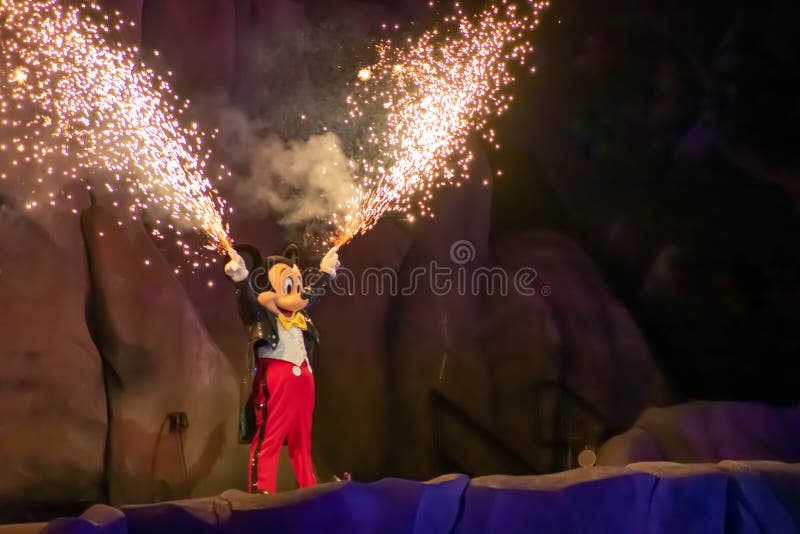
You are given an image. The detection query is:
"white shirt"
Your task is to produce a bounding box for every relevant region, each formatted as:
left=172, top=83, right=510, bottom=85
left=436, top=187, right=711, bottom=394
left=257, top=324, right=310, bottom=370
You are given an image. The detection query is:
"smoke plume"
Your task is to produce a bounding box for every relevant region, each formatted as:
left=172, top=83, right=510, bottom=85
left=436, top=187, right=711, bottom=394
left=235, top=131, right=355, bottom=228
left=203, top=0, right=409, bottom=238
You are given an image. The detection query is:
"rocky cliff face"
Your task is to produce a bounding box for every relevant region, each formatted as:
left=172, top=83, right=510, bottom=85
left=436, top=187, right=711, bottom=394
left=0, top=0, right=671, bottom=519
left=513, top=0, right=800, bottom=401
left=0, top=196, right=107, bottom=508
left=81, top=205, right=242, bottom=505
left=598, top=402, right=800, bottom=465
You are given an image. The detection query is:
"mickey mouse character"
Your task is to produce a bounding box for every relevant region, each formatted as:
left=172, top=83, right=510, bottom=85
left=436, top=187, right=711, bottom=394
left=224, top=243, right=340, bottom=494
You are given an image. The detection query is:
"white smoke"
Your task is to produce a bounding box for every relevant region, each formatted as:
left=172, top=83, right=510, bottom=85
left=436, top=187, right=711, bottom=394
left=234, top=131, right=355, bottom=227
left=205, top=0, right=409, bottom=234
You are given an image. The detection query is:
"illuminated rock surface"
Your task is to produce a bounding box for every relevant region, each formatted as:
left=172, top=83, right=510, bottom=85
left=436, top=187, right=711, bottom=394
left=598, top=402, right=800, bottom=466
left=0, top=199, right=107, bottom=509
left=81, top=205, right=242, bottom=505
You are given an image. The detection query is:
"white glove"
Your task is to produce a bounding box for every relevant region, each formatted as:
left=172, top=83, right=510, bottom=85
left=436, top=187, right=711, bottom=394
left=224, top=249, right=249, bottom=282
left=319, top=246, right=340, bottom=277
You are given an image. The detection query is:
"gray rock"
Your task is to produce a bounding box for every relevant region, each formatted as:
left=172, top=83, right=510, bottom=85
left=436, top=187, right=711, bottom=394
left=0, top=200, right=107, bottom=505
left=141, top=0, right=236, bottom=94
left=599, top=401, right=800, bottom=465
left=81, top=205, right=241, bottom=504
left=484, top=230, right=667, bottom=472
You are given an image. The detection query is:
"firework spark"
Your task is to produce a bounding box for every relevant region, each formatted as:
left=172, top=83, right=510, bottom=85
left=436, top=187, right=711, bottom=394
left=330, top=0, right=549, bottom=246
left=0, top=0, right=233, bottom=264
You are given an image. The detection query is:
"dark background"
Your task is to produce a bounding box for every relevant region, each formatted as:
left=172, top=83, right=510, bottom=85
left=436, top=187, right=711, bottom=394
left=487, top=0, right=800, bottom=402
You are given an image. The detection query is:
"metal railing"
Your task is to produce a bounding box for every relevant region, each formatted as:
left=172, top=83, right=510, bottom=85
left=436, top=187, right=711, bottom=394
left=431, top=381, right=615, bottom=475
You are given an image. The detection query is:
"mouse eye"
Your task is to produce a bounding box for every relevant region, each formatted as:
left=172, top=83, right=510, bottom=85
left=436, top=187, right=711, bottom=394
left=295, top=276, right=302, bottom=293
left=283, top=277, right=293, bottom=295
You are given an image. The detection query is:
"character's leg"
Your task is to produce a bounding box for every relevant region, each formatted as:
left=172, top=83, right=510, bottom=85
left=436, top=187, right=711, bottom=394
left=254, top=359, right=295, bottom=493
left=248, top=362, right=268, bottom=493
left=286, top=361, right=317, bottom=488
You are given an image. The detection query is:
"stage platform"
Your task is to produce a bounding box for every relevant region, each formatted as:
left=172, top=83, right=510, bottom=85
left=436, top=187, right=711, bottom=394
left=7, top=461, right=799, bottom=533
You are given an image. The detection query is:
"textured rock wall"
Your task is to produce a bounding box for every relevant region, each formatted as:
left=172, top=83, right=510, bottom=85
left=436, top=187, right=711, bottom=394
left=141, top=0, right=236, bottom=95
left=0, top=195, right=107, bottom=506
left=81, top=206, right=242, bottom=505
left=484, top=230, right=666, bottom=472
left=598, top=402, right=800, bottom=465
left=0, top=0, right=673, bottom=518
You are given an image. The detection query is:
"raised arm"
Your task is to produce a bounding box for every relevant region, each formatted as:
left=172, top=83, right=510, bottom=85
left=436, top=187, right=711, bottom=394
left=224, top=248, right=250, bottom=283
left=319, top=246, right=340, bottom=277
left=301, top=246, right=340, bottom=302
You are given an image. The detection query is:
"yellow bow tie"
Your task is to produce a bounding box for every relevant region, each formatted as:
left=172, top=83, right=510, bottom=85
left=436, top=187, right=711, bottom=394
left=277, top=312, right=308, bottom=331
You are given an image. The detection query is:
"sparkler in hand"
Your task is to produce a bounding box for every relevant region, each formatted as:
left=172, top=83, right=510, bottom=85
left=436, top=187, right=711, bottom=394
left=1, top=0, right=550, bottom=268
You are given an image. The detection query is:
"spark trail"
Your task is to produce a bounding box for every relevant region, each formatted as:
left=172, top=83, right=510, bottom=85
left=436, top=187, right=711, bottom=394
left=0, top=0, right=233, bottom=264
left=330, top=0, right=550, bottom=246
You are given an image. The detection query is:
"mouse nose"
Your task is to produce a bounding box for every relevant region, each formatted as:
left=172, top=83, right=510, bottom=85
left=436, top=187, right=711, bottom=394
left=283, top=292, right=309, bottom=311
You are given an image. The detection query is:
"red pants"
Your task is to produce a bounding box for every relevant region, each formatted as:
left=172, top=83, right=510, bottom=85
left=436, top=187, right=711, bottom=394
left=248, top=358, right=316, bottom=493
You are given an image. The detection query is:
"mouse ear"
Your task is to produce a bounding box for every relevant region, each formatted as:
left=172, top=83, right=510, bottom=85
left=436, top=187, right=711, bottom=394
left=233, top=244, right=262, bottom=272
left=283, top=244, right=300, bottom=266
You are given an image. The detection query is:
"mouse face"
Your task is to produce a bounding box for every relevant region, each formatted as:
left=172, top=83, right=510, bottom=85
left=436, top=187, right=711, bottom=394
left=256, top=247, right=309, bottom=319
